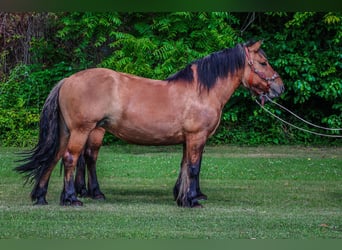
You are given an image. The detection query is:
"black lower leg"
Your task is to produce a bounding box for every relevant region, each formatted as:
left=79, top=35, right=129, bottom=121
left=31, top=181, right=49, bottom=205
left=61, top=151, right=83, bottom=206
left=87, top=169, right=105, bottom=200
left=85, top=152, right=105, bottom=200
left=174, top=163, right=206, bottom=208
left=186, top=164, right=202, bottom=207
left=173, top=144, right=185, bottom=204
left=74, top=154, right=88, bottom=197
left=60, top=175, right=83, bottom=206
left=173, top=172, right=181, bottom=202
left=194, top=159, right=207, bottom=201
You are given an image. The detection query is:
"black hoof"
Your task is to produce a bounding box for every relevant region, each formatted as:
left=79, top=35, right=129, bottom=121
left=196, top=192, right=207, bottom=201
left=191, top=201, right=204, bottom=208
left=33, top=197, right=48, bottom=205
left=175, top=197, right=203, bottom=208
left=60, top=199, right=83, bottom=206
left=77, top=188, right=88, bottom=198
left=88, top=189, right=106, bottom=200
left=60, top=191, right=83, bottom=206
left=71, top=200, right=83, bottom=206
left=87, top=191, right=105, bottom=201
left=92, top=193, right=105, bottom=200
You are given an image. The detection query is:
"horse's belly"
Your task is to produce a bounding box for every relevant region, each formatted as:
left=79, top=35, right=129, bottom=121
left=108, top=122, right=184, bottom=146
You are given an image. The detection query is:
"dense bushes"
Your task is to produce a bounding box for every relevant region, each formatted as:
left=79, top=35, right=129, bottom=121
left=0, top=12, right=341, bottom=146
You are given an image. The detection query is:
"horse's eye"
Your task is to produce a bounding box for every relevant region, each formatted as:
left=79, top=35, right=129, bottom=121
left=260, top=61, right=267, bottom=66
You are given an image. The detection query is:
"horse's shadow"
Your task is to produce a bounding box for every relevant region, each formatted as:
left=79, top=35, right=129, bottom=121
left=89, top=186, right=264, bottom=207
left=94, top=187, right=173, bottom=206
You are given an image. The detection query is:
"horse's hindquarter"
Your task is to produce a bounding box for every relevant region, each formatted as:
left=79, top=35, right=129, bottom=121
left=59, top=69, right=120, bottom=130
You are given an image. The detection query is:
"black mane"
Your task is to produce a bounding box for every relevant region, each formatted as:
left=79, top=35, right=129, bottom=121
left=166, top=43, right=245, bottom=90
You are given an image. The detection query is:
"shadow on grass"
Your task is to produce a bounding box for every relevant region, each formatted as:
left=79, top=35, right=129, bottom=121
left=329, top=192, right=342, bottom=201
left=100, top=187, right=174, bottom=205
left=95, top=185, right=264, bottom=208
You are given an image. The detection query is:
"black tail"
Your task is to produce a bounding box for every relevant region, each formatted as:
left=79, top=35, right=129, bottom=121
left=15, top=80, right=65, bottom=188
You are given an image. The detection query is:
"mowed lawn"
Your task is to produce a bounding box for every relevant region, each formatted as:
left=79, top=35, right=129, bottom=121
left=0, top=145, right=341, bottom=239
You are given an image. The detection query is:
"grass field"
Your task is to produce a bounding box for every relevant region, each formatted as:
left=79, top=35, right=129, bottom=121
left=0, top=145, right=341, bottom=239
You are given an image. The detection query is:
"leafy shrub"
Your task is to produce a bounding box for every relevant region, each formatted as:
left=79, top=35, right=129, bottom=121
left=0, top=62, right=75, bottom=146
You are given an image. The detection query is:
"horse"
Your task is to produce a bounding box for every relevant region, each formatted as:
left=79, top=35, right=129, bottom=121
left=15, top=40, right=284, bottom=208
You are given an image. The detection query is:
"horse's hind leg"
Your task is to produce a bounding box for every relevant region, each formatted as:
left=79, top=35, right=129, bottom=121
left=60, top=130, right=90, bottom=206
left=74, top=150, right=87, bottom=197
left=31, top=129, right=69, bottom=205
left=31, top=157, right=60, bottom=205
left=75, top=127, right=105, bottom=200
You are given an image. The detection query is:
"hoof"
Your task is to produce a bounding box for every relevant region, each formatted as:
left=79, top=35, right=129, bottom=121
left=60, top=191, right=84, bottom=206
left=196, top=193, right=207, bottom=201
left=77, top=188, right=88, bottom=198
left=176, top=197, right=203, bottom=208
left=173, top=186, right=207, bottom=201
left=33, top=197, right=48, bottom=205
left=87, top=189, right=106, bottom=200
left=92, top=193, right=105, bottom=201
left=60, top=199, right=83, bottom=206
left=191, top=201, right=204, bottom=208
left=71, top=200, right=83, bottom=206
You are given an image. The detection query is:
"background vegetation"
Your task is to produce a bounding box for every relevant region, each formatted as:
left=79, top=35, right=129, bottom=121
left=0, top=12, right=341, bottom=146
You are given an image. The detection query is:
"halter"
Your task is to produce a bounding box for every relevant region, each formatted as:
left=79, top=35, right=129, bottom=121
left=244, top=46, right=280, bottom=87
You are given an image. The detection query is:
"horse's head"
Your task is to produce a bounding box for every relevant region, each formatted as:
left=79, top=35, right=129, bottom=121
left=242, top=40, right=284, bottom=104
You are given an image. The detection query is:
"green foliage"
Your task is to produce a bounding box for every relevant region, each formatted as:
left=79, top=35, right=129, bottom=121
left=100, top=12, right=241, bottom=79
left=55, top=12, right=122, bottom=68
left=0, top=12, right=341, bottom=146
left=0, top=62, right=75, bottom=146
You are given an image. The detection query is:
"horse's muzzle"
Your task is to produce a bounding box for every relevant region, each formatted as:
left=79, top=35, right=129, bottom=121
left=260, top=80, right=284, bottom=105
left=269, top=79, right=285, bottom=97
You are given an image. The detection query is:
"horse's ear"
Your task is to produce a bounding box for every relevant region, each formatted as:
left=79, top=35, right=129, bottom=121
left=248, top=40, right=263, bottom=52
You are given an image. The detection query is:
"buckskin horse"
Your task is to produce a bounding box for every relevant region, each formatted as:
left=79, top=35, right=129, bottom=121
left=15, top=40, right=284, bottom=207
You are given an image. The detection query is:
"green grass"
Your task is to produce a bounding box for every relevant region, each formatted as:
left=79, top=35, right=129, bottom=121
left=0, top=145, right=342, bottom=239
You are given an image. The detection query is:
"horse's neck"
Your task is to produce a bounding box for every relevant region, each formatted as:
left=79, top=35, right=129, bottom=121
left=209, top=70, right=243, bottom=108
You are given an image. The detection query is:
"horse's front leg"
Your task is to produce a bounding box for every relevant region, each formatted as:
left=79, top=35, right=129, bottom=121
left=174, top=134, right=207, bottom=208
left=174, top=144, right=207, bottom=206
left=194, top=156, right=207, bottom=201
left=173, top=144, right=186, bottom=205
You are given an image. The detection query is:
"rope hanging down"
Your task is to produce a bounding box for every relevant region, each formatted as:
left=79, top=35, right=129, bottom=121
left=255, top=97, right=342, bottom=138
left=240, top=12, right=255, bottom=37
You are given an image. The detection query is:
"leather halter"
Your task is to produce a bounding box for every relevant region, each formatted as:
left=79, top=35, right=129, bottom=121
left=244, top=46, right=280, bottom=87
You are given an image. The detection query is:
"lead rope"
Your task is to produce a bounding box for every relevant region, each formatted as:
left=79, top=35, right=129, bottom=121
left=263, top=95, right=342, bottom=131
left=255, top=97, right=342, bottom=138
left=240, top=12, right=255, bottom=37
